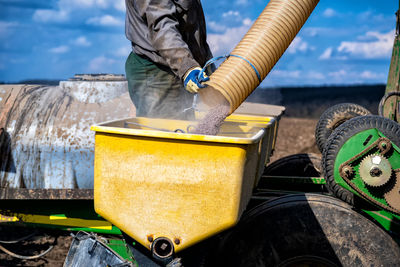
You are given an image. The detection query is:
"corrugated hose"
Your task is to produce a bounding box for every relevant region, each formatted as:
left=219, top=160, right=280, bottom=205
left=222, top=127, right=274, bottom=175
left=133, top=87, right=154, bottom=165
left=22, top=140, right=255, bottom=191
left=199, top=0, right=320, bottom=114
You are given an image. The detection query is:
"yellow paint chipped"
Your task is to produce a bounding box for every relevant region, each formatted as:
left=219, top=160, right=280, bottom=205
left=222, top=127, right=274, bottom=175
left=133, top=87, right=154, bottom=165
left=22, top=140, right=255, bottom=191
left=0, top=214, right=19, bottom=222
left=5, top=213, right=112, bottom=230
left=49, top=214, right=67, bottom=220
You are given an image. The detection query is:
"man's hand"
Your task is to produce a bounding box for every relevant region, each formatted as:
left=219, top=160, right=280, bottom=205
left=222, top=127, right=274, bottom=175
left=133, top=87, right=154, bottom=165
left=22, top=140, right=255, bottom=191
left=183, top=67, right=209, bottom=93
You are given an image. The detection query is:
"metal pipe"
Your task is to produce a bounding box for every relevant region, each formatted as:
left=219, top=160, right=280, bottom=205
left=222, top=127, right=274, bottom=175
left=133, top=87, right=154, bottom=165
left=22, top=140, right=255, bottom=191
left=151, top=237, right=174, bottom=260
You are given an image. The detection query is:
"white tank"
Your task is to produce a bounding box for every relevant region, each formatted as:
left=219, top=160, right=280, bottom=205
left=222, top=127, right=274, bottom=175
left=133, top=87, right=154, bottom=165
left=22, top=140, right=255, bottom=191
left=0, top=75, right=135, bottom=189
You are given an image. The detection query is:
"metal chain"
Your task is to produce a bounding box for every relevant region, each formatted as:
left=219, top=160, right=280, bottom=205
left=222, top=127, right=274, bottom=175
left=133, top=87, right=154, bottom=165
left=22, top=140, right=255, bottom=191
left=337, top=137, right=400, bottom=215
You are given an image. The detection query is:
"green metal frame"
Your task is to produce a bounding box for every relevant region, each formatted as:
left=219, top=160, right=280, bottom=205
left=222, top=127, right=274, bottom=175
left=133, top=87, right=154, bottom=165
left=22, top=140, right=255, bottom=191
left=105, top=238, right=135, bottom=262
left=0, top=199, right=137, bottom=262
left=0, top=200, right=121, bottom=235
left=333, top=129, right=400, bottom=233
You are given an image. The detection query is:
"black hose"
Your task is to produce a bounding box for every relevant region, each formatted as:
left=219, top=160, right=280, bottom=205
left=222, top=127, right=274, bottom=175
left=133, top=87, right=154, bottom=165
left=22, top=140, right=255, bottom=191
left=0, top=243, right=54, bottom=260
left=0, top=233, right=57, bottom=260
left=0, top=232, right=36, bottom=244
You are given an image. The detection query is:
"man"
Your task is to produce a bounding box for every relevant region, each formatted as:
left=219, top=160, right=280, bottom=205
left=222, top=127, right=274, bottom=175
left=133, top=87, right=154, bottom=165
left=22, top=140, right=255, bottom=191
left=124, top=0, right=213, bottom=119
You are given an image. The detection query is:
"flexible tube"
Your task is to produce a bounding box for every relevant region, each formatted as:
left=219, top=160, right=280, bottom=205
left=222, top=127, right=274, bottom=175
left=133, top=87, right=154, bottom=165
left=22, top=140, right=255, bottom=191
left=201, top=0, right=319, bottom=113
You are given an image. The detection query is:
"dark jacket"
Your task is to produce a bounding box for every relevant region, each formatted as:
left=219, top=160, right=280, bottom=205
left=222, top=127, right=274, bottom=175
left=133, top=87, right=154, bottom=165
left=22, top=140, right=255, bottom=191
left=125, top=0, right=213, bottom=79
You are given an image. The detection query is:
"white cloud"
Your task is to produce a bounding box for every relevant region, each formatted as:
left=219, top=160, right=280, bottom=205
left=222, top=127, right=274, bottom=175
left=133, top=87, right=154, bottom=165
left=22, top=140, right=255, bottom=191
left=86, top=15, right=124, bottom=26
left=49, top=45, right=70, bottom=54
left=208, top=24, right=250, bottom=55
left=264, top=67, right=385, bottom=86
left=328, top=69, right=385, bottom=83
left=114, top=46, right=131, bottom=57
left=33, top=9, right=69, bottom=23
left=88, top=56, right=116, bottom=72
left=222, top=11, right=240, bottom=18
left=287, top=37, right=314, bottom=54
left=319, top=47, right=333, bottom=60
left=269, top=70, right=325, bottom=81
left=307, top=71, right=325, bottom=80
left=0, top=21, right=18, bottom=36
left=242, top=18, right=252, bottom=26
left=269, top=70, right=301, bottom=79
left=323, top=8, right=337, bottom=18
left=357, top=11, right=394, bottom=25
left=337, top=30, right=395, bottom=59
left=208, top=18, right=252, bottom=33
left=360, top=71, right=385, bottom=79
left=60, top=0, right=111, bottom=9
left=73, top=36, right=91, bottom=47
left=328, top=70, right=347, bottom=79
left=114, top=0, right=126, bottom=12
left=9, top=58, right=26, bottom=64
left=235, top=0, right=248, bottom=5
left=32, top=0, right=125, bottom=23
left=303, top=27, right=319, bottom=37
left=208, top=21, right=227, bottom=33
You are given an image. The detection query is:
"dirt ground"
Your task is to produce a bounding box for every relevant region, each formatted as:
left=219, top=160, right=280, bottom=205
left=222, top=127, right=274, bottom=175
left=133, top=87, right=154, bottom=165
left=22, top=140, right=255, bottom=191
left=270, top=117, right=320, bottom=162
left=0, top=117, right=320, bottom=267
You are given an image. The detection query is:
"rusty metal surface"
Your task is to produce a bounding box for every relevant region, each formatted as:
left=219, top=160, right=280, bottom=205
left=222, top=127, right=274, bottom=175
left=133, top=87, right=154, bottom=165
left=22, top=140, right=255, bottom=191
left=384, top=32, right=400, bottom=122
left=0, top=81, right=135, bottom=192
left=0, top=188, right=93, bottom=199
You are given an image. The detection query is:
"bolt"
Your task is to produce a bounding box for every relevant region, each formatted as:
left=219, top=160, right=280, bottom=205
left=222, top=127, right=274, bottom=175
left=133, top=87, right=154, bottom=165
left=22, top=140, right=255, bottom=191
left=342, top=166, right=353, bottom=178
left=372, top=156, right=382, bottom=165
left=370, top=167, right=382, bottom=177
left=148, top=236, right=154, bottom=242
left=174, top=238, right=181, bottom=245
left=160, top=243, right=168, bottom=251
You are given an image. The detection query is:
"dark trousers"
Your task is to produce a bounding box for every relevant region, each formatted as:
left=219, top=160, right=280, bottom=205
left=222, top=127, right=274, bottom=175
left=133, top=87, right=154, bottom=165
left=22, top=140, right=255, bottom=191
left=125, top=52, right=194, bottom=120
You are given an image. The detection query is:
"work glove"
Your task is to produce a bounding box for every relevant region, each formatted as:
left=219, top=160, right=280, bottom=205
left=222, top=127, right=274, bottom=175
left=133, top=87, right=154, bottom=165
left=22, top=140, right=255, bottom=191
left=183, top=67, right=209, bottom=94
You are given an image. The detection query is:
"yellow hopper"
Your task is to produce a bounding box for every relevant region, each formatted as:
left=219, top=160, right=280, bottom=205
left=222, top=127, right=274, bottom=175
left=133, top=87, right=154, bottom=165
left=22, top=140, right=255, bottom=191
left=91, top=107, right=280, bottom=253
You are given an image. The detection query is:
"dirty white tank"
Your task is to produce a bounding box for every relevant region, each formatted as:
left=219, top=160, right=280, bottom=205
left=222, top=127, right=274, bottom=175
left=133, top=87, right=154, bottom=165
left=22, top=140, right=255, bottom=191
left=0, top=74, right=135, bottom=189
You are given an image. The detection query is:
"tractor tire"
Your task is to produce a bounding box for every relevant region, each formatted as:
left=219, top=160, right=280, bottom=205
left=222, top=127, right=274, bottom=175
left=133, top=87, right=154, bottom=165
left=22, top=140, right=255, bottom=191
left=257, top=153, right=325, bottom=192
left=263, top=153, right=322, bottom=177
left=322, top=115, right=400, bottom=206
left=215, top=194, right=400, bottom=267
left=315, top=103, right=371, bottom=153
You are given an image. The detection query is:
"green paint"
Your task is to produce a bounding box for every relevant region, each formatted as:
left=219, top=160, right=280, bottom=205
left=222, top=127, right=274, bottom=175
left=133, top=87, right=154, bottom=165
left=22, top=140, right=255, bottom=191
left=0, top=222, right=122, bottom=235
left=0, top=199, right=121, bottom=235
left=362, top=209, right=400, bottom=236
left=311, top=177, right=326, bottom=184
left=333, top=128, right=400, bottom=233
left=106, top=239, right=135, bottom=262
left=262, top=176, right=326, bottom=185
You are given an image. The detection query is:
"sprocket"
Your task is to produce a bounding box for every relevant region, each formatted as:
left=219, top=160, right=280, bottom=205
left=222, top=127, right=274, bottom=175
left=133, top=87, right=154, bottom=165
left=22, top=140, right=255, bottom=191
left=384, top=171, right=400, bottom=212
left=359, top=154, right=392, bottom=187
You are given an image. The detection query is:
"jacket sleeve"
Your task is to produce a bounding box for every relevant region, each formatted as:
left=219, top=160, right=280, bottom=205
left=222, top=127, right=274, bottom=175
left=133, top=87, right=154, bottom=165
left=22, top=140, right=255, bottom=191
left=135, top=0, right=200, bottom=80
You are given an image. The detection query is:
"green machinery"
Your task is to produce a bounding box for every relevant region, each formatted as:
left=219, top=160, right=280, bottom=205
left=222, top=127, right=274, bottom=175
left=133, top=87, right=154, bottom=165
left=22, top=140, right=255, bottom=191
left=1, top=5, right=400, bottom=267
left=315, top=10, right=400, bottom=235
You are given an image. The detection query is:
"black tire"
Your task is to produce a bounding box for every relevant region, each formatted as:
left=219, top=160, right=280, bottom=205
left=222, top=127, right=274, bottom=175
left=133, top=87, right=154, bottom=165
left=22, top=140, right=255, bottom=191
left=322, top=115, right=400, bottom=205
left=258, top=153, right=325, bottom=193
left=263, top=153, right=322, bottom=177
left=215, top=194, right=400, bottom=267
left=315, top=103, right=370, bottom=153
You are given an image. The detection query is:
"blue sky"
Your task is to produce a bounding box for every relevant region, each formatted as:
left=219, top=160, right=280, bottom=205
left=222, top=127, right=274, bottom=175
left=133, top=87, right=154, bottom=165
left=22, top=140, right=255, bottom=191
left=0, top=0, right=397, bottom=86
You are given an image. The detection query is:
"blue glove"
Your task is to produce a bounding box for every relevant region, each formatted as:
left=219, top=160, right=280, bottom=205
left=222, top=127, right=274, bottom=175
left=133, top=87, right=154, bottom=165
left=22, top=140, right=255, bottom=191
left=183, top=67, right=209, bottom=93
